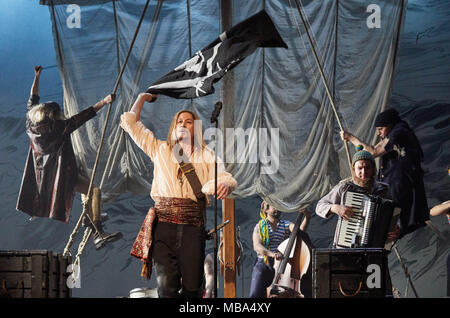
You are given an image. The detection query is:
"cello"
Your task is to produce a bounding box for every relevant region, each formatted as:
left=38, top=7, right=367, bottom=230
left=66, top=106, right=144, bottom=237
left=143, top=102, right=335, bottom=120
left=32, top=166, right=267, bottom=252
left=267, top=210, right=313, bottom=298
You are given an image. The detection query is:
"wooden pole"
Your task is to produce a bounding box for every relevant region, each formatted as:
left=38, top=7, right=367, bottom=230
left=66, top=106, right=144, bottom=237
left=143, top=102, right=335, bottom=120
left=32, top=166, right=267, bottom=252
left=220, top=0, right=237, bottom=298
left=222, top=198, right=236, bottom=298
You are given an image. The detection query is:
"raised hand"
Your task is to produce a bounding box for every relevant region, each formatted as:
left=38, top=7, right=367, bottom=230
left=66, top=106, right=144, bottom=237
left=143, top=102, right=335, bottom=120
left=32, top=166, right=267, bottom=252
left=102, top=93, right=116, bottom=105
left=340, top=130, right=352, bottom=142
left=34, top=65, right=43, bottom=76
left=139, top=93, right=157, bottom=103
left=93, top=93, right=116, bottom=112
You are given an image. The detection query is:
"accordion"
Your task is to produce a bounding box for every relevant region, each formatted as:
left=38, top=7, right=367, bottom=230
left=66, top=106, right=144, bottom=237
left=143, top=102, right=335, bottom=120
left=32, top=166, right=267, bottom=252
left=334, top=183, right=399, bottom=249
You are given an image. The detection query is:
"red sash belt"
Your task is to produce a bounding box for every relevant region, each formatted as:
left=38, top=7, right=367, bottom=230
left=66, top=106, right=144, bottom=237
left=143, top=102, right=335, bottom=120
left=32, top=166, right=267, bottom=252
left=130, top=197, right=205, bottom=279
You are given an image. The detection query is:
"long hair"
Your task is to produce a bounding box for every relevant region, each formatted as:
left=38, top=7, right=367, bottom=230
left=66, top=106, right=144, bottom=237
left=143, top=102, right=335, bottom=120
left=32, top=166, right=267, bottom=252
left=166, top=109, right=206, bottom=150
left=27, top=102, right=65, bottom=124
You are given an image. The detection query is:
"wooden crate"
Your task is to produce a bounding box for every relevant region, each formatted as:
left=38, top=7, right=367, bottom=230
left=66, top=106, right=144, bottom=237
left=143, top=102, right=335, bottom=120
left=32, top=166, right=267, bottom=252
left=0, top=250, right=72, bottom=298
left=312, top=248, right=389, bottom=298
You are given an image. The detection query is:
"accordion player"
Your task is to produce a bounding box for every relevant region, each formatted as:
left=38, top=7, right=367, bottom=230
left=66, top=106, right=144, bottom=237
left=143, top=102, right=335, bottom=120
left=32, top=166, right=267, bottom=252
left=333, top=182, right=399, bottom=249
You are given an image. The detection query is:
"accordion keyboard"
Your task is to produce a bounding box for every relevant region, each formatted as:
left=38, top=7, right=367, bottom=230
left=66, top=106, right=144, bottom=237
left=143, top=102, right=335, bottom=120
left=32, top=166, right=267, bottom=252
left=336, top=191, right=366, bottom=248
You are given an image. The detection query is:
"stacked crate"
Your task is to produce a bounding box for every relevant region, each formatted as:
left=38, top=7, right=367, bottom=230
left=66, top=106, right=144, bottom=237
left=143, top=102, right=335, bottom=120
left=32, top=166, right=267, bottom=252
left=0, top=250, right=72, bottom=298
left=312, top=248, right=389, bottom=298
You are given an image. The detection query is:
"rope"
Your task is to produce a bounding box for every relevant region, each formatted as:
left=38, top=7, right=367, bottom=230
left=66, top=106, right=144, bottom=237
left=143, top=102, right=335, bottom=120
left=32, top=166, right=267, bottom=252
left=392, top=244, right=420, bottom=298
left=186, top=0, right=195, bottom=111
left=99, top=0, right=163, bottom=189
left=112, top=0, right=123, bottom=98
left=69, top=226, right=92, bottom=287
left=292, top=0, right=353, bottom=171
left=63, top=0, right=152, bottom=257
left=371, top=0, right=406, bottom=146
left=186, top=0, right=192, bottom=57
left=288, top=0, right=318, bottom=85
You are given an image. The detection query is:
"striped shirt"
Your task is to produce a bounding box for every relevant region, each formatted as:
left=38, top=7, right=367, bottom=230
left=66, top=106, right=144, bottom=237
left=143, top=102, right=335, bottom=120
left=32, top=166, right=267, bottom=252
left=268, top=220, right=291, bottom=252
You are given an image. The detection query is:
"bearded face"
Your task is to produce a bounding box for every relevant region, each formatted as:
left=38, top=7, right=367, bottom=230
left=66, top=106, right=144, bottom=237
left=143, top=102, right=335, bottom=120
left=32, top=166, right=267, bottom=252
left=353, top=159, right=376, bottom=190
left=353, top=174, right=374, bottom=190
left=265, top=205, right=282, bottom=219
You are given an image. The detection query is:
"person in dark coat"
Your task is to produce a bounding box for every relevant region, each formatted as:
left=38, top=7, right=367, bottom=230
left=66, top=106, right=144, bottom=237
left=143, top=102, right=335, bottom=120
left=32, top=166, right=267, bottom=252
left=340, top=108, right=429, bottom=238
left=16, top=65, right=122, bottom=250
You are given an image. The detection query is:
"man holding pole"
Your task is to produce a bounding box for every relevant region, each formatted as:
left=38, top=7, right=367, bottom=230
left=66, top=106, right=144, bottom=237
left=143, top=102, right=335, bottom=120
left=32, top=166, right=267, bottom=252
left=340, top=108, right=429, bottom=238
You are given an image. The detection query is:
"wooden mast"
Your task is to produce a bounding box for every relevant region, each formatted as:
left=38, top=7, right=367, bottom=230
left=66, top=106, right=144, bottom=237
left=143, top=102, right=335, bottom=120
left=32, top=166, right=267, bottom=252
left=222, top=199, right=236, bottom=297
left=220, top=0, right=237, bottom=298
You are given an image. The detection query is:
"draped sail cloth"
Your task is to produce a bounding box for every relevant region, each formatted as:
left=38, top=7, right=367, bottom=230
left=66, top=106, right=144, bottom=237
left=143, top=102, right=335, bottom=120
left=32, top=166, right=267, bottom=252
left=44, top=0, right=407, bottom=212
left=147, top=10, right=288, bottom=99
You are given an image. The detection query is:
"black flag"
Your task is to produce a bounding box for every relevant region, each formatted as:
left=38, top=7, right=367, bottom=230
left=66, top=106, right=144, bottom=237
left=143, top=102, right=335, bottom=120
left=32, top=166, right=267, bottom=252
left=147, top=10, right=288, bottom=99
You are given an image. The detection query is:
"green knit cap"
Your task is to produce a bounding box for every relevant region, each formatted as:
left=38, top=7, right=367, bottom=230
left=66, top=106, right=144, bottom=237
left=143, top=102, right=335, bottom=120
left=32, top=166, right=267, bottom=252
left=352, top=145, right=375, bottom=166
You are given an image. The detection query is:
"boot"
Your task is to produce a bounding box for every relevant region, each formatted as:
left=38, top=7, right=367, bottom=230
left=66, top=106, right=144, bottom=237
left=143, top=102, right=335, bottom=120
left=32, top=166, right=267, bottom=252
left=89, top=188, right=123, bottom=250
left=92, top=221, right=123, bottom=250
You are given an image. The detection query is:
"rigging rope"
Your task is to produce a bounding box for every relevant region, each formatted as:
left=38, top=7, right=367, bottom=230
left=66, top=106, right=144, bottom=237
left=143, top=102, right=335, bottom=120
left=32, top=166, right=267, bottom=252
left=288, top=0, right=318, bottom=86
left=392, top=244, right=420, bottom=298
left=99, top=0, right=163, bottom=189
left=186, top=0, right=195, bottom=111
left=63, top=0, right=153, bottom=257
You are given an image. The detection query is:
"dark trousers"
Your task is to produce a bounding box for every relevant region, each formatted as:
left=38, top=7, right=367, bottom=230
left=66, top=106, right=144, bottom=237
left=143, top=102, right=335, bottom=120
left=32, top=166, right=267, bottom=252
left=249, top=257, right=275, bottom=298
left=152, top=222, right=205, bottom=298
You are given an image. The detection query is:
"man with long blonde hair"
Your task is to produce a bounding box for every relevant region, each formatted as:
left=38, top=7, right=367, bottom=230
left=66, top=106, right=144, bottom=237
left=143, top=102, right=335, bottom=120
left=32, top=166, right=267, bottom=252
left=121, top=93, right=237, bottom=298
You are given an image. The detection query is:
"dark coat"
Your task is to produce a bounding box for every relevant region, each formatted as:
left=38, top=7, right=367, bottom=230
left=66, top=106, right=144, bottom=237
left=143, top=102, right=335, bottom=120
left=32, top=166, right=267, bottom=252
left=378, top=120, right=429, bottom=237
left=16, top=94, right=97, bottom=223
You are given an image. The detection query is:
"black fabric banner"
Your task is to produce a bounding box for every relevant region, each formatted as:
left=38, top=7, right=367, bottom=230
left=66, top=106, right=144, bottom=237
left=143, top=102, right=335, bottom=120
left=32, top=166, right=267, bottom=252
left=147, top=10, right=288, bottom=99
